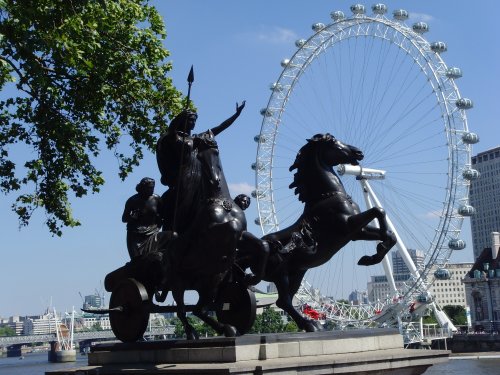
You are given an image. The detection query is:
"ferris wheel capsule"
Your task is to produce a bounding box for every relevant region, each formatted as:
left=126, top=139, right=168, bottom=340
left=251, top=190, right=265, bottom=198
left=350, top=4, right=366, bottom=15
left=270, top=82, right=284, bottom=92
left=446, top=67, right=463, bottom=79
left=251, top=162, right=265, bottom=171
left=458, top=204, right=475, bottom=216
left=372, top=4, right=388, bottom=15
left=417, top=293, right=432, bottom=303
left=456, top=98, right=473, bottom=109
left=449, top=238, right=466, bottom=250
left=254, top=135, right=267, bottom=143
left=281, top=59, right=290, bottom=67
left=434, top=268, right=452, bottom=280
left=312, top=23, right=326, bottom=32
left=413, top=22, right=429, bottom=33
left=330, top=11, right=345, bottom=21
left=393, top=9, right=409, bottom=21
left=462, top=168, right=480, bottom=180
left=260, top=108, right=274, bottom=117
left=462, top=132, right=479, bottom=144
left=295, top=39, right=307, bottom=48
left=430, top=42, right=447, bottom=53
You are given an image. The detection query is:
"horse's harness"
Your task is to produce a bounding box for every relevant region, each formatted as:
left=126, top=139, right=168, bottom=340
left=207, top=197, right=233, bottom=212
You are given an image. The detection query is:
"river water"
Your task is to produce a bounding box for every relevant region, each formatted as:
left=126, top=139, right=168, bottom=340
left=1, top=351, right=499, bottom=374
left=0, top=352, right=87, bottom=374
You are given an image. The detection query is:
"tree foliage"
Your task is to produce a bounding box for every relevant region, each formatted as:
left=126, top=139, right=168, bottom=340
left=0, top=325, right=16, bottom=336
left=171, top=316, right=217, bottom=338
left=442, top=305, right=467, bottom=326
left=0, top=0, right=185, bottom=235
left=249, top=307, right=298, bottom=334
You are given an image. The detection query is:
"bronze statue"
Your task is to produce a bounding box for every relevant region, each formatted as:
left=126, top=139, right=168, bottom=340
left=121, top=177, right=163, bottom=259
left=232, top=194, right=270, bottom=285
left=103, top=67, right=396, bottom=343
left=157, top=128, right=249, bottom=339
left=156, top=101, right=245, bottom=235
left=238, top=134, right=397, bottom=332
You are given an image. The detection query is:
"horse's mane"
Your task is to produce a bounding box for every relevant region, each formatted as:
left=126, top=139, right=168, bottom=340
left=289, top=133, right=335, bottom=203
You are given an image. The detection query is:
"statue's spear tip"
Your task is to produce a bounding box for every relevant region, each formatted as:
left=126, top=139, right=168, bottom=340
left=188, top=65, right=194, bottom=84
left=185, top=65, right=194, bottom=109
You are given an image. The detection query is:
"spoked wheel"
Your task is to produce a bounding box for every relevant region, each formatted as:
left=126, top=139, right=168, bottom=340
left=216, top=282, right=256, bottom=335
left=109, top=278, right=151, bottom=343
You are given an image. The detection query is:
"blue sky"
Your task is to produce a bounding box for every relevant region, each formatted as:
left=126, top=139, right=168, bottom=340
left=1, top=1, right=499, bottom=317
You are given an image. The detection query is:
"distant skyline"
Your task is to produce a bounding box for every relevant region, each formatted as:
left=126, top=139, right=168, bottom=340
left=1, top=1, right=499, bottom=317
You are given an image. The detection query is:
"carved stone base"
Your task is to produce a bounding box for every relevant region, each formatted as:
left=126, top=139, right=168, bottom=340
left=45, top=329, right=449, bottom=374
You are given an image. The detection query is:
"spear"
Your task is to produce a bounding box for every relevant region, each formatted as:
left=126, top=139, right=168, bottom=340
left=186, top=65, right=194, bottom=109
left=172, top=66, right=195, bottom=234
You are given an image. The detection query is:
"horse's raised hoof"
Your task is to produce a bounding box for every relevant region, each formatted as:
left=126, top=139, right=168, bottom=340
left=358, top=255, right=376, bottom=266
left=223, top=324, right=238, bottom=337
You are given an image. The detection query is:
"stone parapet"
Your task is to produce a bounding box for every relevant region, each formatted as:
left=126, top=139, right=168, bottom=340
left=46, top=329, right=450, bottom=374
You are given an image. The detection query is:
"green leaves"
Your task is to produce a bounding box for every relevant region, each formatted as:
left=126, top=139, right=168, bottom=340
left=0, top=0, right=185, bottom=235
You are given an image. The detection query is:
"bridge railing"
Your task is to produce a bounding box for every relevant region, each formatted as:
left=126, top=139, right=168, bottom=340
left=0, top=326, right=175, bottom=346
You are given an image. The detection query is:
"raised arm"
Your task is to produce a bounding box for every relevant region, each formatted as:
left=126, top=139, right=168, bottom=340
left=210, top=101, right=246, bottom=136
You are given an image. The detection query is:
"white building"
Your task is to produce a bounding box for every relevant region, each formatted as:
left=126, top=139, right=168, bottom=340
left=367, top=274, right=411, bottom=302
left=469, top=146, right=500, bottom=260
left=79, top=313, right=111, bottom=331
left=23, top=313, right=57, bottom=335
left=428, top=263, right=473, bottom=307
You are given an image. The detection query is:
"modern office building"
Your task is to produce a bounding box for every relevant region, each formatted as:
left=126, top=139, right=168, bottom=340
left=367, top=274, right=412, bottom=302
left=470, top=146, right=500, bottom=260
left=392, top=249, right=425, bottom=275
left=348, top=290, right=369, bottom=305
left=83, top=294, right=102, bottom=309
left=22, top=313, right=57, bottom=335
left=367, top=249, right=424, bottom=302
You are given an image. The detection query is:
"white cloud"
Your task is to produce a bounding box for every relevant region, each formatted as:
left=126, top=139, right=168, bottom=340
left=409, top=12, right=435, bottom=23
left=422, top=210, right=442, bottom=219
left=239, top=26, right=297, bottom=45
left=228, top=182, right=254, bottom=197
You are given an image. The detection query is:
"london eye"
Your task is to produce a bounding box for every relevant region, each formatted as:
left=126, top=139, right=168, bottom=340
left=254, top=4, right=479, bottom=341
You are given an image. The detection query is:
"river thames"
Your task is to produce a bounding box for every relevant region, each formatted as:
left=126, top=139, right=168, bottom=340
left=1, top=352, right=500, bottom=374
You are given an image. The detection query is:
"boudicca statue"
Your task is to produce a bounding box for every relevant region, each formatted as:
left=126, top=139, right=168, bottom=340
left=102, top=67, right=266, bottom=342
left=98, top=68, right=395, bottom=343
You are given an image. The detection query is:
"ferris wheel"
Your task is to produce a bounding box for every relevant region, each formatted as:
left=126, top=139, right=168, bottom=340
left=254, top=4, right=479, bottom=333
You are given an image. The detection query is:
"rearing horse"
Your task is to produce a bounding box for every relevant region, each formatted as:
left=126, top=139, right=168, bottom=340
left=243, top=133, right=396, bottom=332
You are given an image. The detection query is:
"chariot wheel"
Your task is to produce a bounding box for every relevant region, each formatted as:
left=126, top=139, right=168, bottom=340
left=254, top=4, right=477, bottom=333
left=216, top=282, right=256, bottom=334
left=109, top=278, right=151, bottom=343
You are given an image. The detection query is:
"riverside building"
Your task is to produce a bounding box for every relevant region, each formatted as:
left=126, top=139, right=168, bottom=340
left=469, top=146, right=500, bottom=260
left=428, top=263, right=473, bottom=307
left=463, top=232, right=500, bottom=332
left=367, top=249, right=424, bottom=302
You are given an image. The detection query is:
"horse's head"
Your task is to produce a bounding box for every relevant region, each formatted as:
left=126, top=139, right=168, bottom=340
left=316, top=133, right=364, bottom=167
left=289, top=134, right=364, bottom=202
left=196, top=133, right=227, bottom=195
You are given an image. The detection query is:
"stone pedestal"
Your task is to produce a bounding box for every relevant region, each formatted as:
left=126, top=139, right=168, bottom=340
left=45, top=329, right=449, bottom=374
